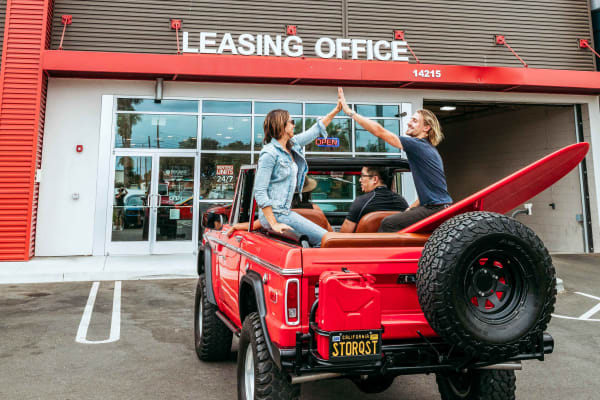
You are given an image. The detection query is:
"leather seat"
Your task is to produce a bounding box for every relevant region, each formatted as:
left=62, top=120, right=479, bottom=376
left=292, top=207, right=333, bottom=232
left=355, top=211, right=399, bottom=233
left=321, top=232, right=430, bottom=248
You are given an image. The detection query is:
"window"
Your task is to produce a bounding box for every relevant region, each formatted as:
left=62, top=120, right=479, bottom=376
left=115, top=97, right=409, bottom=210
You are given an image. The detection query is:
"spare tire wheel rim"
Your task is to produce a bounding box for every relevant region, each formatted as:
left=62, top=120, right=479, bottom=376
left=244, top=345, right=255, bottom=399
left=463, top=247, right=527, bottom=324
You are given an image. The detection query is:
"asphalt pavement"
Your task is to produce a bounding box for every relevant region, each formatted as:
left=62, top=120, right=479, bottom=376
left=0, top=254, right=599, bottom=399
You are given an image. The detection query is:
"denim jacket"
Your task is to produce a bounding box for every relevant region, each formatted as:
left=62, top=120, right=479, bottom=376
left=254, top=120, right=327, bottom=215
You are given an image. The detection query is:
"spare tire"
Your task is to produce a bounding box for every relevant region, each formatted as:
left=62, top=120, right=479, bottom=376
left=416, top=211, right=556, bottom=359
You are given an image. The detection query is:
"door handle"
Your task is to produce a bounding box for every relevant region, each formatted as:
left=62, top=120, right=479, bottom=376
left=234, top=236, right=242, bottom=243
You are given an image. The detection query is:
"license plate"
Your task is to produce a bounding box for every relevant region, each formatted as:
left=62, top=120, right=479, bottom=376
left=329, top=330, right=381, bottom=361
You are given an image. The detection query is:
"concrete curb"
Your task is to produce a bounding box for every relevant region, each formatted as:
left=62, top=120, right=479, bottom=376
left=0, top=254, right=197, bottom=284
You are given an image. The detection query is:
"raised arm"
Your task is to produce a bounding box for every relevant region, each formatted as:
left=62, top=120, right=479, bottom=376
left=292, top=101, right=342, bottom=147
left=338, top=87, right=403, bottom=150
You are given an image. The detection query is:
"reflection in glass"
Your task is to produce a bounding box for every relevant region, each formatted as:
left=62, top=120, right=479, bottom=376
left=156, top=157, right=195, bottom=242
left=115, top=114, right=197, bottom=149
left=354, top=104, right=400, bottom=118
left=312, top=202, right=352, bottom=212
left=255, top=102, right=302, bottom=115
left=202, top=116, right=251, bottom=150
left=200, top=154, right=251, bottom=200
left=203, top=100, right=251, bottom=114
left=309, top=173, right=356, bottom=202
left=305, top=118, right=351, bottom=152
left=112, top=156, right=152, bottom=242
left=305, top=103, right=344, bottom=117
left=117, top=98, right=198, bottom=113
left=355, top=120, right=401, bottom=153
left=254, top=116, right=302, bottom=150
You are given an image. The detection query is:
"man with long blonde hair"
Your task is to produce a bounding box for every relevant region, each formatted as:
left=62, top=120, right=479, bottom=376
left=338, top=88, right=452, bottom=232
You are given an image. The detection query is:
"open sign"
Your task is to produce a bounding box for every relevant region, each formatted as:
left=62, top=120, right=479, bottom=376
left=315, top=138, right=339, bottom=147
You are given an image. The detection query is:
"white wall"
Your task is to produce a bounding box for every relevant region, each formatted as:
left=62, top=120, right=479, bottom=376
left=35, top=78, right=600, bottom=255
left=36, top=80, right=155, bottom=256
left=439, top=105, right=586, bottom=253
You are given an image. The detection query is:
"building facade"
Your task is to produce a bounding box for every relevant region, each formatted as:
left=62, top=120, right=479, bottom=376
left=0, top=0, right=599, bottom=260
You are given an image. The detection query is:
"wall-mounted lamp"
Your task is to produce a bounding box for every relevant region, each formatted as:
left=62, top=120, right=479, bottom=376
left=286, top=25, right=297, bottom=35
left=578, top=39, right=600, bottom=59
left=494, top=35, right=528, bottom=68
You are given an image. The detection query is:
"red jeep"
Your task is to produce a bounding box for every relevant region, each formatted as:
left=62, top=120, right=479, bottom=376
left=194, top=145, right=587, bottom=400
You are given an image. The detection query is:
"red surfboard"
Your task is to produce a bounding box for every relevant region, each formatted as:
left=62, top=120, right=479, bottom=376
left=401, top=142, right=590, bottom=234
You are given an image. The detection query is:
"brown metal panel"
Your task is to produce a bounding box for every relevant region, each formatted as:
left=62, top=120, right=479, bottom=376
left=50, top=0, right=594, bottom=70
left=348, top=0, right=595, bottom=70
left=50, top=0, right=343, bottom=57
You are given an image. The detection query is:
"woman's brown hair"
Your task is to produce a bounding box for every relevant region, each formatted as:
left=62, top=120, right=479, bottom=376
left=263, top=109, right=290, bottom=148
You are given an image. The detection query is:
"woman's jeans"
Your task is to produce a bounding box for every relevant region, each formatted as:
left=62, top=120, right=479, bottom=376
left=259, top=210, right=327, bottom=247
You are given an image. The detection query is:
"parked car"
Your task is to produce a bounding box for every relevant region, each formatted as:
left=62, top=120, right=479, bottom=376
left=123, top=194, right=145, bottom=228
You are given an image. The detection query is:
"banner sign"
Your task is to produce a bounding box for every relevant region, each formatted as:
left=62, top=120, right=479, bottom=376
left=315, top=138, right=340, bottom=147
left=183, top=32, right=408, bottom=62
left=216, top=165, right=234, bottom=176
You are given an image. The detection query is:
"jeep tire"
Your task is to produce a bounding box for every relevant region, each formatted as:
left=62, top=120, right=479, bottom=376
left=436, top=369, right=516, bottom=400
left=417, top=211, right=556, bottom=359
left=237, top=312, right=300, bottom=400
left=194, top=277, right=233, bottom=361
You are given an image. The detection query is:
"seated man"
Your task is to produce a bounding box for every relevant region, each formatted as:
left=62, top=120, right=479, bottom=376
left=339, top=166, right=409, bottom=233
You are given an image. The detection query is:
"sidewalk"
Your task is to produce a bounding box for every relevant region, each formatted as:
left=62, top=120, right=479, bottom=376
left=0, top=254, right=197, bottom=284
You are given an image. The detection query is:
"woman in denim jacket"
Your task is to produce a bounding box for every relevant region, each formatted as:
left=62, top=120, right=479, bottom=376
left=254, top=103, right=341, bottom=246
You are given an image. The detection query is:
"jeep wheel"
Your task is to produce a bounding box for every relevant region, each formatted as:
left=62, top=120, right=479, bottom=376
left=417, top=211, right=556, bottom=359
left=237, top=312, right=300, bottom=400
left=352, top=375, right=395, bottom=394
left=194, top=277, right=233, bottom=361
left=436, top=370, right=516, bottom=400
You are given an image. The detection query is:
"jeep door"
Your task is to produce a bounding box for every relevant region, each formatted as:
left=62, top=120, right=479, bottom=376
left=217, top=233, right=243, bottom=320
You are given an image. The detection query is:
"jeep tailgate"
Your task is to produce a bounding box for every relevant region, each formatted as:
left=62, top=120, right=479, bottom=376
left=300, top=246, right=437, bottom=340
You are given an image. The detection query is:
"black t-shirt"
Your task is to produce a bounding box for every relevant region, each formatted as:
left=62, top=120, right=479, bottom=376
left=346, top=186, right=409, bottom=223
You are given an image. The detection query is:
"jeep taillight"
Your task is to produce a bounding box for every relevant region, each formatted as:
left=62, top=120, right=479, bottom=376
left=285, top=279, right=300, bottom=326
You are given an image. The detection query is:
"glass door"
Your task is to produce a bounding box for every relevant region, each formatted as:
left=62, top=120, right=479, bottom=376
left=152, top=154, right=197, bottom=254
left=107, top=152, right=198, bottom=255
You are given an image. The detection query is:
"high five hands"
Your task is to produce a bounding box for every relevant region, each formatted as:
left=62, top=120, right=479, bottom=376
left=338, top=87, right=353, bottom=115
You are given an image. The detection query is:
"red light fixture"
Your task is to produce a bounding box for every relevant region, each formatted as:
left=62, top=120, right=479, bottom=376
left=58, top=15, right=72, bottom=50
left=286, top=25, right=297, bottom=36
left=393, top=30, right=420, bottom=63
left=579, top=38, right=600, bottom=59
left=170, top=19, right=182, bottom=54
left=494, top=35, right=527, bottom=68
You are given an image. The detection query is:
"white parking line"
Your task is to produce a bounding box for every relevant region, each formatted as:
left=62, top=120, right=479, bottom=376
left=552, top=291, right=600, bottom=322
left=76, top=281, right=121, bottom=344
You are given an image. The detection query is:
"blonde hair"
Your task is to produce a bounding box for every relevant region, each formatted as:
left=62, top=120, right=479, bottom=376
left=417, top=109, right=444, bottom=146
